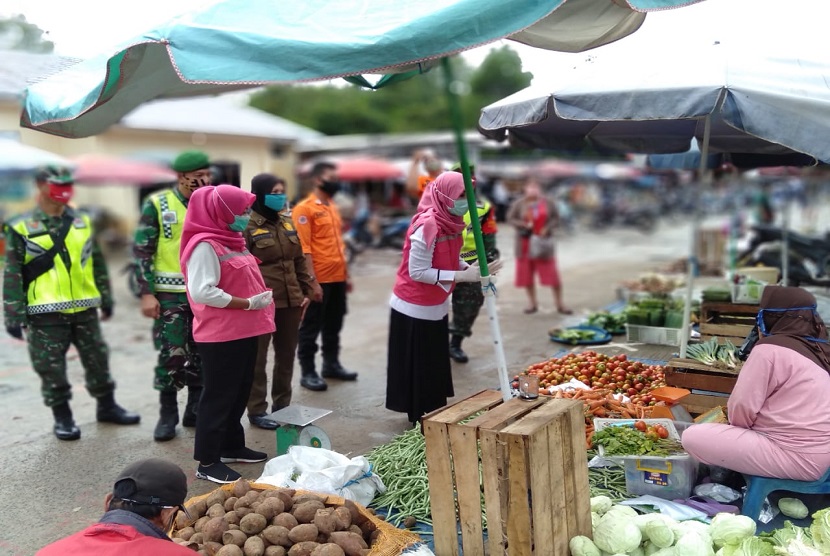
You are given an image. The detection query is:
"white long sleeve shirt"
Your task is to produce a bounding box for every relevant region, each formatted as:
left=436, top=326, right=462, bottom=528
left=185, top=242, right=232, bottom=308
left=390, top=227, right=466, bottom=321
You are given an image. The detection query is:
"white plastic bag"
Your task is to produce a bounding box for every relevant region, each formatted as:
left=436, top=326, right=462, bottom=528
left=256, top=446, right=386, bottom=507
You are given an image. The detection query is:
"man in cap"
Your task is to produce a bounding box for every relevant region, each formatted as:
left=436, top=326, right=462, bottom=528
left=447, top=163, right=499, bottom=363
left=3, top=166, right=139, bottom=440
left=133, top=150, right=211, bottom=441
left=37, top=458, right=194, bottom=555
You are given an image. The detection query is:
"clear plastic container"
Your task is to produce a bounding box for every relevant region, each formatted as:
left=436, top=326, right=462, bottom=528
left=623, top=455, right=698, bottom=500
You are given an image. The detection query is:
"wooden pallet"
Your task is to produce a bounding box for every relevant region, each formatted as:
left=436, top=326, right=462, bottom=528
left=665, top=357, right=736, bottom=415
left=700, top=302, right=757, bottom=345
left=423, top=390, right=591, bottom=556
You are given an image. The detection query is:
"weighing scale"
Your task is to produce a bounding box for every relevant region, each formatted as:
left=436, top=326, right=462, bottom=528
left=267, top=405, right=332, bottom=455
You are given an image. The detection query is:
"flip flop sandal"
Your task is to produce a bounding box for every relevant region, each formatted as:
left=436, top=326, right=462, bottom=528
left=672, top=496, right=739, bottom=516
left=523, top=307, right=538, bottom=314
left=558, top=308, right=574, bottom=315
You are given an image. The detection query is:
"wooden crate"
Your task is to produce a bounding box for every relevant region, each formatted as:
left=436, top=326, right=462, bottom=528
left=423, top=390, right=591, bottom=556
left=699, top=302, right=757, bottom=345
left=665, top=358, right=736, bottom=415
left=696, top=229, right=726, bottom=275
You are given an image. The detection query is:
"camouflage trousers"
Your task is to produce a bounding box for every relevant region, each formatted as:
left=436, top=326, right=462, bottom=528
left=450, top=281, right=485, bottom=338
left=153, top=295, right=202, bottom=393
left=28, top=310, right=115, bottom=408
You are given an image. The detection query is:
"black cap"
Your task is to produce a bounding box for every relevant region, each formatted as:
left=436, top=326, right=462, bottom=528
left=114, top=458, right=188, bottom=508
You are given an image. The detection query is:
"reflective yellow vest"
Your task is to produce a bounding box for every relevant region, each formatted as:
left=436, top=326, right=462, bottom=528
left=460, top=200, right=491, bottom=263
left=149, top=189, right=188, bottom=293
left=11, top=212, right=101, bottom=315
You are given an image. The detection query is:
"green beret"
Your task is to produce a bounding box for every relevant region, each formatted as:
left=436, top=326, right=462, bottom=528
left=171, top=150, right=210, bottom=173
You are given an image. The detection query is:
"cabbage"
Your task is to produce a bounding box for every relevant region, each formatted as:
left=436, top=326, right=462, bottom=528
left=678, top=521, right=713, bottom=545
left=593, top=512, right=602, bottom=530
left=645, top=520, right=676, bottom=548
left=809, top=507, right=830, bottom=553
left=630, top=547, right=645, bottom=556
left=674, top=532, right=715, bottom=556
left=591, top=496, right=614, bottom=516
left=710, top=514, right=757, bottom=548
left=777, top=498, right=809, bottom=520
left=604, top=505, right=640, bottom=520
left=645, top=541, right=661, bottom=556
left=593, top=514, right=643, bottom=554
left=651, top=548, right=677, bottom=556
left=731, top=537, right=775, bottom=556
left=766, top=522, right=810, bottom=548
left=570, top=535, right=602, bottom=556
left=773, top=538, right=822, bottom=555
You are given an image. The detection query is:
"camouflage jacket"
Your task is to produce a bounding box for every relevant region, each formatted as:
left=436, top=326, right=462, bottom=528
left=3, top=207, right=112, bottom=327
left=132, top=187, right=188, bottom=297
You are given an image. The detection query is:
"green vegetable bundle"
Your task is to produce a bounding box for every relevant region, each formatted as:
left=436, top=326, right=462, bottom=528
left=586, top=311, right=628, bottom=333
left=685, top=338, right=741, bottom=370
left=591, top=426, right=684, bottom=457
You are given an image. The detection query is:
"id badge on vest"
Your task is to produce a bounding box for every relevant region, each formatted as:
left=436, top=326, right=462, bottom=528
left=161, top=211, right=178, bottom=225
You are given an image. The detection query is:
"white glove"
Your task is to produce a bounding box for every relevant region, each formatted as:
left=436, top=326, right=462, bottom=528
left=455, top=262, right=481, bottom=283
left=487, top=259, right=504, bottom=275
left=246, top=290, right=273, bottom=310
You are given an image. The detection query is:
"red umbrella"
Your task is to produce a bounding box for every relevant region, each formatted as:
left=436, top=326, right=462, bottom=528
left=72, top=154, right=178, bottom=185
left=302, top=157, right=403, bottom=182
left=532, top=159, right=583, bottom=180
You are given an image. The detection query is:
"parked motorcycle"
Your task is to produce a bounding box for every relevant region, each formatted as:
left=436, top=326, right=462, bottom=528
left=348, top=209, right=411, bottom=252
left=738, top=225, right=830, bottom=287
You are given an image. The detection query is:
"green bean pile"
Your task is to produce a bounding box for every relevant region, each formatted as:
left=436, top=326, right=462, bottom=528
left=587, top=453, right=628, bottom=501
left=366, top=426, right=432, bottom=528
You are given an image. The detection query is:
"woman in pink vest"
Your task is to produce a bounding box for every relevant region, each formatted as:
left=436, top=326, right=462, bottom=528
left=180, top=185, right=276, bottom=484
left=386, top=172, right=502, bottom=424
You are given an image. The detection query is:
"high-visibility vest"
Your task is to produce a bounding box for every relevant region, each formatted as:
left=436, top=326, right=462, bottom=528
left=149, top=189, right=188, bottom=293
left=11, top=212, right=101, bottom=315
left=460, top=200, right=491, bottom=262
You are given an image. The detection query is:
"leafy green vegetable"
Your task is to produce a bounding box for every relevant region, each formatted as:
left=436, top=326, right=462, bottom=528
left=810, top=507, right=830, bottom=553
left=685, top=339, right=740, bottom=370
left=778, top=498, right=809, bottom=520
left=594, top=513, right=643, bottom=554
left=569, top=535, right=602, bottom=556
left=592, top=425, right=684, bottom=457
left=711, top=514, right=757, bottom=548
left=550, top=328, right=599, bottom=344
left=586, top=311, right=627, bottom=332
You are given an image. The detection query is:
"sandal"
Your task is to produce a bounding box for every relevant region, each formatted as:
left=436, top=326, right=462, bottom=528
left=523, top=307, right=538, bottom=314
left=557, top=307, right=574, bottom=315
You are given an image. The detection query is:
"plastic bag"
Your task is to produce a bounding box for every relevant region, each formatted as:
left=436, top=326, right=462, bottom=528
left=257, top=446, right=386, bottom=507
left=619, top=495, right=708, bottom=521
left=694, top=483, right=741, bottom=503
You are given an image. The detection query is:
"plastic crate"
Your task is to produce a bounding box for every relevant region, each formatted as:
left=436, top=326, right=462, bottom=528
left=623, top=455, right=697, bottom=500
left=626, top=324, right=683, bottom=346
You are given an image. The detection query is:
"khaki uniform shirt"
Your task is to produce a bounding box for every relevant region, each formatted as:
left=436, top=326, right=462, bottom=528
left=244, top=211, right=315, bottom=309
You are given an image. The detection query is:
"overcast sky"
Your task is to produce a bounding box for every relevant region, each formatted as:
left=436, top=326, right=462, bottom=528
left=2, top=0, right=827, bottom=90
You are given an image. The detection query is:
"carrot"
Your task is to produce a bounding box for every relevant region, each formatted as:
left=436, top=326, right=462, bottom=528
left=620, top=409, right=634, bottom=419
left=592, top=407, right=607, bottom=417
left=587, top=400, right=606, bottom=410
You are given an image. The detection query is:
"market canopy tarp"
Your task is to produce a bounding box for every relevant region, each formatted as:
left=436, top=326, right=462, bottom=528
left=0, top=138, right=73, bottom=175
left=20, top=0, right=704, bottom=138
left=478, top=41, right=830, bottom=164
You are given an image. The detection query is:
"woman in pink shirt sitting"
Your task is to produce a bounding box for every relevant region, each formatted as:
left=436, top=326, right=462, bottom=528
left=180, top=185, right=276, bottom=484
left=682, top=287, right=830, bottom=481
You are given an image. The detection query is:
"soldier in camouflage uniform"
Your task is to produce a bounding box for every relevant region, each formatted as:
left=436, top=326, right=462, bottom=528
left=3, top=166, right=140, bottom=440
left=133, top=150, right=211, bottom=441
left=448, top=164, right=499, bottom=363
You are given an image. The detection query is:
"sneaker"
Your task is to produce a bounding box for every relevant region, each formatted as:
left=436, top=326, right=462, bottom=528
left=220, top=447, right=268, bottom=464
left=196, top=462, right=241, bottom=484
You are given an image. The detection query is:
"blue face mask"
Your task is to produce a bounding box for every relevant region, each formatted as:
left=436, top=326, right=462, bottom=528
left=448, top=199, right=469, bottom=216
left=756, top=305, right=828, bottom=343
left=264, top=193, right=287, bottom=212
left=228, top=213, right=251, bottom=232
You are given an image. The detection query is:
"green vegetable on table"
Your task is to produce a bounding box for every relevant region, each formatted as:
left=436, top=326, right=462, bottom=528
left=685, top=338, right=741, bottom=370
left=778, top=498, right=810, bottom=520
left=586, top=311, right=628, bottom=333
left=591, top=425, right=684, bottom=457
left=550, top=328, right=599, bottom=344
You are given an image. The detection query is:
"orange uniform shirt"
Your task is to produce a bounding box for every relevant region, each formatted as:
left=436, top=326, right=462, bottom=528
left=291, top=193, right=348, bottom=284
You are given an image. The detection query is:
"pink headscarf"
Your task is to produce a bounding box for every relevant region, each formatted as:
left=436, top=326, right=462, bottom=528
left=180, top=184, right=256, bottom=265
left=411, top=172, right=466, bottom=245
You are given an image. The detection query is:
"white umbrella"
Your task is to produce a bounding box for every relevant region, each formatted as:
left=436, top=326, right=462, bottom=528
left=0, top=138, right=74, bottom=175
left=479, top=41, right=830, bottom=357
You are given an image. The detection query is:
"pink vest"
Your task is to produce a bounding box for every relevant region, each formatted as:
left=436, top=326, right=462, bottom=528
left=187, top=240, right=276, bottom=343
left=393, top=226, right=463, bottom=306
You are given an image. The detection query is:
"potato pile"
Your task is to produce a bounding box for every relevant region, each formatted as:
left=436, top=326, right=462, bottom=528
left=171, top=479, right=379, bottom=556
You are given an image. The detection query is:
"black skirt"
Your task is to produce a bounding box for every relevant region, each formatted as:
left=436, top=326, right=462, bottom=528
left=386, top=308, right=454, bottom=423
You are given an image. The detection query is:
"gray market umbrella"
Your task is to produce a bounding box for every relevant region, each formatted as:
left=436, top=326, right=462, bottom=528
left=479, top=40, right=830, bottom=357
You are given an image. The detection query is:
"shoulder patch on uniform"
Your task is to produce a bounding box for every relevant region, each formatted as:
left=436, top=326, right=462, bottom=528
left=251, top=228, right=269, bottom=237
left=24, top=219, right=45, bottom=234
left=73, top=217, right=88, bottom=228
left=297, top=215, right=308, bottom=225
left=282, top=221, right=295, bottom=232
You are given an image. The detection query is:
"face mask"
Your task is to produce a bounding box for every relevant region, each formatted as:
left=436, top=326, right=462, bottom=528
left=264, top=193, right=287, bottom=212
left=228, top=214, right=251, bottom=232
left=319, top=180, right=341, bottom=197
left=48, top=183, right=73, bottom=204
left=449, top=199, right=469, bottom=216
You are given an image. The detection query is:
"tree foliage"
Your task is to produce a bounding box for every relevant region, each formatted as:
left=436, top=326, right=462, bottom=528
left=0, top=15, right=54, bottom=53
left=249, top=45, right=532, bottom=135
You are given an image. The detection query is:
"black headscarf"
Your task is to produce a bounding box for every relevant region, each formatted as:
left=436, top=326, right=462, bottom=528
left=251, top=173, right=285, bottom=222
left=756, top=286, right=830, bottom=373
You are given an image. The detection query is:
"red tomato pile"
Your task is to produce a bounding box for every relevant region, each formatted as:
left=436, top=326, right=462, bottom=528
left=515, top=351, right=667, bottom=405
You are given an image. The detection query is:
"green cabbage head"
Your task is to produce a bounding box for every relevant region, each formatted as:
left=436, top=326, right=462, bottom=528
left=569, top=535, right=601, bottom=556
left=777, top=498, right=809, bottom=520
left=593, top=514, right=643, bottom=554
left=809, top=507, right=830, bottom=553
left=710, top=514, right=757, bottom=548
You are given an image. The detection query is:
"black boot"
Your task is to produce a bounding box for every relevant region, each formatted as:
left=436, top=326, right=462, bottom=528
left=182, top=386, right=201, bottom=428
left=154, top=391, right=179, bottom=441
left=96, top=392, right=141, bottom=425
left=299, top=365, right=328, bottom=391
left=52, top=403, right=81, bottom=441
left=449, top=335, right=469, bottom=363
left=321, top=360, right=358, bottom=381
